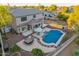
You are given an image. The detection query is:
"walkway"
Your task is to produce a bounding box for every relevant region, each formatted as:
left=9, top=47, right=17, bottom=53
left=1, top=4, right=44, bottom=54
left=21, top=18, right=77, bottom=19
left=47, top=34, right=78, bottom=56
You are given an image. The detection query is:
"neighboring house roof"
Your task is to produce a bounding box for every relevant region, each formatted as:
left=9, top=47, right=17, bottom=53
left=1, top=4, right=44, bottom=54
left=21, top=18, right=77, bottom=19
left=42, top=10, right=58, bottom=16
left=10, top=8, right=42, bottom=17
left=67, top=7, right=73, bottom=12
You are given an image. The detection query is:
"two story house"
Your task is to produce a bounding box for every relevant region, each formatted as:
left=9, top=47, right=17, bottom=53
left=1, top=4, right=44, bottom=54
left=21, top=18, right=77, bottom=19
left=10, top=8, right=44, bottom=34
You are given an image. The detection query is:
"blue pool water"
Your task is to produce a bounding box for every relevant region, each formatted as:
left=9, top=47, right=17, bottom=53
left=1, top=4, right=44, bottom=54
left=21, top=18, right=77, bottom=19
left=43, top=30, right=63, bottom=43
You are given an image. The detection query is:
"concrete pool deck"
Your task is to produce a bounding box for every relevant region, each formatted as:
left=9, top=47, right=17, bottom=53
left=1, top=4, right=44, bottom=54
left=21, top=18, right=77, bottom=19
left=16, top=27, right=65, bottom=53
left=16, top=38, right=56, bottom=53
left=33, top=28, right=65, bottom=46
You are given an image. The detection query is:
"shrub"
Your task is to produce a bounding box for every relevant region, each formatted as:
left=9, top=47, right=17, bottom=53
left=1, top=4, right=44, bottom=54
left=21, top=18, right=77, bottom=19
left=73, top=50, right=79, bottom=56
left=31, top=48, right=44, bottom=56
left=10, top=44, right=20, bottom=52
left=57, top=13, right=68, bottom=22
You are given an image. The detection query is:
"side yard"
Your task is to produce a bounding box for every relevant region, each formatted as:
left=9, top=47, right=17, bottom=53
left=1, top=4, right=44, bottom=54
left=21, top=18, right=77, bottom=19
left=60, top=31, right=74, bottom=44
left=57, top=36, right=79, bottom=56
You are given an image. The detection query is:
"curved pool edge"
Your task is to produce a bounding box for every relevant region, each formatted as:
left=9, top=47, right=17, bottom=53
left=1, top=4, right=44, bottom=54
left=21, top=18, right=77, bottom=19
left=40, top=29, right=66, bottom=46
left=55, top=31, right=65, bottom=46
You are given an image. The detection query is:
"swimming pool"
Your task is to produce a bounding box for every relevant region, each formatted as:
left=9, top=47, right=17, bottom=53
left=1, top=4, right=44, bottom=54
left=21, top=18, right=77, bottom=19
left=42, top=29, right=65, bottom=46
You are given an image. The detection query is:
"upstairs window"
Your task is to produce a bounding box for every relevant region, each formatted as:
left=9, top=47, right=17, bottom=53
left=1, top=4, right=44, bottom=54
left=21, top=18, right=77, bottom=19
left=21, top=17, right=27, bottom=22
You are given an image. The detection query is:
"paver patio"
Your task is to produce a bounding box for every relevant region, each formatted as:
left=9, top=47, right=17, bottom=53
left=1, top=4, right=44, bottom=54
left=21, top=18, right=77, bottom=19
left=16, top=38, right=56, bottom=53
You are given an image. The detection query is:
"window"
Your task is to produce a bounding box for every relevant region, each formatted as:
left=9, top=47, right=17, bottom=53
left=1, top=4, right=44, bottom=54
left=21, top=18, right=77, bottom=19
left=27, top=25, right=31, bottom=30
left=34, top=23, right=41, bottom=28
left=21, top=17, right=27, bottom=22
left=22, top=27, right=26, bottom=31
left=49, top=14, right=52, bottom=17
left=33, top=15, right=36, bottom=18
left=45, top=14, right=47, bottom=16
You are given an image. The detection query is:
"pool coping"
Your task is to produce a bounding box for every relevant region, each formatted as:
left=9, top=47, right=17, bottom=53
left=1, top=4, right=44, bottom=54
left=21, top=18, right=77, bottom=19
left=40, top=29, right=65, bottom=46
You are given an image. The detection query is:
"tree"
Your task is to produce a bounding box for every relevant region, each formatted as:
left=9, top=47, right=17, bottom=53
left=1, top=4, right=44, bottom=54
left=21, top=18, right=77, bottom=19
left=0, top=5, right=12, bottom=39
left=31, top=48, right=44, bottom=56
left=47, top=4, right=57, bottom=11
left=72, top=5, right=79, bottom=13
left=57, top=13, right=69, bottom=22
left=0, top=5, right=12, bottom=27
left=67, top=5, right=79, bottom=30
left=37, top=4, right=45, bottom=10
left=67, top=12, right=79, bottom=30
left=59, top=6, right=68, bottom=14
